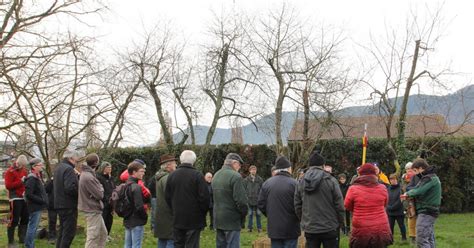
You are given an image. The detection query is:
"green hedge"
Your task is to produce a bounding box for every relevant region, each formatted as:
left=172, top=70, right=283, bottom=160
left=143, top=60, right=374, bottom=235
left=94, top=137, right=474, bottom=213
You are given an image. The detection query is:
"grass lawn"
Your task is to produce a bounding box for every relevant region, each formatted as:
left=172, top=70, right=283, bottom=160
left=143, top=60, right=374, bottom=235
left=1, top=211, right=474, bottom=247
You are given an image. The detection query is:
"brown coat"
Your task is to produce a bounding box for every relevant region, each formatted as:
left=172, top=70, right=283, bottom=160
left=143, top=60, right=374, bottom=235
left=78, top=165, right=104, bottom=213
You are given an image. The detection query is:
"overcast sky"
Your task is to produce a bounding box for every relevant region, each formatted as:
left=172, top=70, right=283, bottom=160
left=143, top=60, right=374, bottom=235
left=40, top=0, right=474, bottom=145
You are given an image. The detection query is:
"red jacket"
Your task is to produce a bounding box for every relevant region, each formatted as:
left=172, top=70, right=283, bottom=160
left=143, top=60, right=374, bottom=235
left=344, top=175, right=392, bottom=248
left=4, top=164, right=28, bottom=200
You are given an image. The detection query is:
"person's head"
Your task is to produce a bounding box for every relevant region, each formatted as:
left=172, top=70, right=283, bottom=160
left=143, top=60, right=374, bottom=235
left=224, top=153, right=244, bottom=172
left=128, top=160, right=146, bottom=180
left=159, top=154, right=177, bottom=173
left=309, top=151, right=325, bottom=167
left=62, top=149, right=81, bottom=166
left=323, top=165, right=333, bottom=173
left=271, top=166, right=277, bottom=177
left=411, top=158, right=429, bottom=174
left=85, top=153, right=100, bottom=169
left=180, top=150, right=197, bottom=165
left=97, top=162, right=112, bottom=175
left=15, top=155, right=28, bottom=169
left=274, top=156, right=292, bottom=175
left=358, top=163, right=377, bottom=176
left=372, top=162, right=380, bottom=175
left=29, top=158, right=44, bottom=173
left=338, top=173, right=347, bottom=184
left=405, top=162, right=414, bottom=173
left=204, top=172, right=213, bottom=183
left=389, top=173, right=398, bottom=185
left=249, top=165, right=257, bottom=176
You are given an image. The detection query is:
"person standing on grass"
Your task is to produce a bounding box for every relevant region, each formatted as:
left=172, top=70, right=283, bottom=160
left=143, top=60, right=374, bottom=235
left=78, top=153, right=107, bottom=248
left=204, top=172, right=214, bottom=230
left=244, top=165, right=263, bottom=233
left=5, top=155, right=29, bottom=247
left=147, top=168, right=158, bottom=232
left=387, top=173, right=407, bottom=242
left=213, top=153, right=249, bottom=248
left=337, top=173, right=350, bottom=235
left=24, top=158, right=48, bottom=248
left=124, top=160, right=148, bottom=248
left=294, top=151, right=345, bottom=248
left=54, top=150, right=81, bottom=248
left=154, top=154, right=178, bottom=248
left=165, top=150, right=210, bottom=248
left=258, top=156, right=300, bottom=248
left=402, top=158, right=441, bottom=248
left=45, top=175, right=58, bottom=244
left=404, top=161, right=420, bottom=244
left=96, top=162, right=116, bottom=241
left=344, top=163, right=393, bottom=248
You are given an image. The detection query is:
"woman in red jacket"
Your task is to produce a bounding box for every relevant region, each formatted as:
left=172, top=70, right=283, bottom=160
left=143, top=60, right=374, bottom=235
left=344, top=163, right=393, bottom=248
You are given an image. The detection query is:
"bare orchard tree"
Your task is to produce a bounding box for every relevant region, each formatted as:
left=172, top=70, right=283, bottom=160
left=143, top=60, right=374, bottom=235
left=249, top=4, right=349, bottom=154
left=3, top=35, right=114, bottom=175
left=125, top=24, right=183, bottom=152
left=361, top=5, right=448, bottom=173
left=200, top=11, right=261, bottom=146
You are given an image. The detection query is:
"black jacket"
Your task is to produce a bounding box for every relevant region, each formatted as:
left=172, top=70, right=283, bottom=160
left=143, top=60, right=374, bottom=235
left=339, top=182, right=349, bottom=199
left=53, top=159, right=79, bottom=209
left=294, top=166, right=345, bottom=234
left=147, top=176, right=157, bottom=198
left=258, top=171, right=301, bottom=239
left=387, top=184, right=404, bottom=216
left=96, top=173, right=115, bottom=208
left=406, top=173, right=421, bottom=191
left=124, top=177, right=148, bottom=229
left=165, top=163, right=210, bottom=230
left=45, top=179, right=55, bottom=210
left=24, top=172, right=48, bottom=213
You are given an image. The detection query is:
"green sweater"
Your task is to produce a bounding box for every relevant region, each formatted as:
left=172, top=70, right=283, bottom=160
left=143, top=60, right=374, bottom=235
left=406, top=167, right=442, bottom=217
left=212, top=165, right=249, bottom=231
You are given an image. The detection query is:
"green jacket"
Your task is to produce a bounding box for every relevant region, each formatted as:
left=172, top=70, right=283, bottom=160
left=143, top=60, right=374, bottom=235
left=244, top=174, right=263, bottom=206
left=154, top=170, right=173, bottom=239
left=406, top=166, right=442, bottom=217
left=212, top=165, right=249, bottom=231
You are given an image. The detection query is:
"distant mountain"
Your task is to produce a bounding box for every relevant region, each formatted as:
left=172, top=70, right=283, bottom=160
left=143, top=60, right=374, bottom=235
left=173, top=85, right=474, bottom=145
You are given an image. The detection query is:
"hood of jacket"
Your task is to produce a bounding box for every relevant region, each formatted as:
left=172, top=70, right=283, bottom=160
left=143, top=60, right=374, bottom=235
left=303, top=166, right=331, bottom=192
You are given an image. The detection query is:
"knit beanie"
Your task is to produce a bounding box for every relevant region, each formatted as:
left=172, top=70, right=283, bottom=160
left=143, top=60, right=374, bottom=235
left=275, top=156, right=291, bottom=169
left=309, top=151, right=325, bottom=167
left=358, top=163, right=377, bottom=176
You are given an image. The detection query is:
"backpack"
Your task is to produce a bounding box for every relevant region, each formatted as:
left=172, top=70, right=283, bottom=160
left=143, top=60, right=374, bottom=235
left=111, top=181, right=134, bottom=218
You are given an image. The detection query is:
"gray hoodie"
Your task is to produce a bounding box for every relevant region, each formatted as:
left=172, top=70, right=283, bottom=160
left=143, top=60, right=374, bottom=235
left=294, top=166, right=345, bottom=234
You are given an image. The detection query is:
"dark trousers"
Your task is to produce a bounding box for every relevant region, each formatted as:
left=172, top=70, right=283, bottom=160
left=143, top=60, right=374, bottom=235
left=305, top=230, right=339, bottom=248
left=102, top=205, right=114, bottom=234
left=389, top=215, right=407, bottom=239
left=56, top=208, right=78, bottom=248
left=208, top=208, right=214, bottom=229
left=7, top=199, right=29, bottom=244
left=48, top=208, right=58, bottom=240
left=173, top=228, right=201, bottom=248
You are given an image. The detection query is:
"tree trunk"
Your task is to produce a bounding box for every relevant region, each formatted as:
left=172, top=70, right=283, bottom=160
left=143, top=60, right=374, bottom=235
left=149, top=88, right=174, bottom=152
left=302, top=87, right=310, bottom=150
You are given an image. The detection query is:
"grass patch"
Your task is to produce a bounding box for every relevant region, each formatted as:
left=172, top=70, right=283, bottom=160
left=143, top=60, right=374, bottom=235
left=0, top=212, right=473, bottom=247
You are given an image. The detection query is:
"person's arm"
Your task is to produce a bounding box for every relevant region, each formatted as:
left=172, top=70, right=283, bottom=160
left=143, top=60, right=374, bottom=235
left=63, top=167, right=78, bottom=198
left=132, top=184, right=147, bottom=219
left=257, top=182, right=268, bottom=216
left=84, top=177, right=104, bottom=201
left=4, top=170, right=24, bottom=190
left=165, top=175, right=173, bottom=209
left=232, top=175, right=249, bottom=217
left=332, top=180, right=345, bottom=227
left=407, top=177, right=436, bottom=198
left=197, top=173, right=210, bottom=214
left=344, top=186, right=355, bottom=212
left=294, top=181, right=303, bottom=220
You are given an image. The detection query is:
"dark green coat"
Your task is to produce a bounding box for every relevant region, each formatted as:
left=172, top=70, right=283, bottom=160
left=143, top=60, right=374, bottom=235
left=406, top=166, right=442, bottom=217
left=212, top=165, right=248, bottom=231
left=154, top=170, right=173, bottom=239
left=244, top=174, right=263, bottom=206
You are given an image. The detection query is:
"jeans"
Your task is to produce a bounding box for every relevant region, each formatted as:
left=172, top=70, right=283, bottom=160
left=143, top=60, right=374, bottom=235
left=305, top=230, right=339, bottom=248
left=247, top=206, right=262, bottom=230
left=124, top=225, right=144, bottom=248
left=416, top=213, right=437, bottom=248
left=25, top=210, right=42, bottom=248
left=174, top=228, right=201, bottom=248
left=216, top=229, right=240, bottom=248
left=150, top=198, right=157, bottom=231
left=271, top=238, right=298, bottom=248
left=158, top=238, right=174, bottom=248
left=56, top=208, right=78, bottom=248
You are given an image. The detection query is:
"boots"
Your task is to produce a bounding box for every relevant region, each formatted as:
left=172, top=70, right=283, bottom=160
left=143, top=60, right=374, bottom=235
left=18, top=225, right=27, bottom=243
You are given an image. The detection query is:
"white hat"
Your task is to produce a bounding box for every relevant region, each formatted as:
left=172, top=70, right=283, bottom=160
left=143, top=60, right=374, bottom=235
left=405, top=162, right=413, bottom=170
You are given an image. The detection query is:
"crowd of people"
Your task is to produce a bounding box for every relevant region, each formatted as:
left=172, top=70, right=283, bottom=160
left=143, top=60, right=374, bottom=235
left=3, top=149, right=441, bottom=248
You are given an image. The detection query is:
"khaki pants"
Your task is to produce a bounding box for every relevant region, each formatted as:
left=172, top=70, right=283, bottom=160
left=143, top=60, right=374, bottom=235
left=408, top=215, right=417, bottom=237
left=84, top=212, right=107, bottom=248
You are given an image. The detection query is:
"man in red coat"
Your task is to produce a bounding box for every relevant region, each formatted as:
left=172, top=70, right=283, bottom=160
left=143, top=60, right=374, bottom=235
left=4, top=155, right=29, bottom=246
